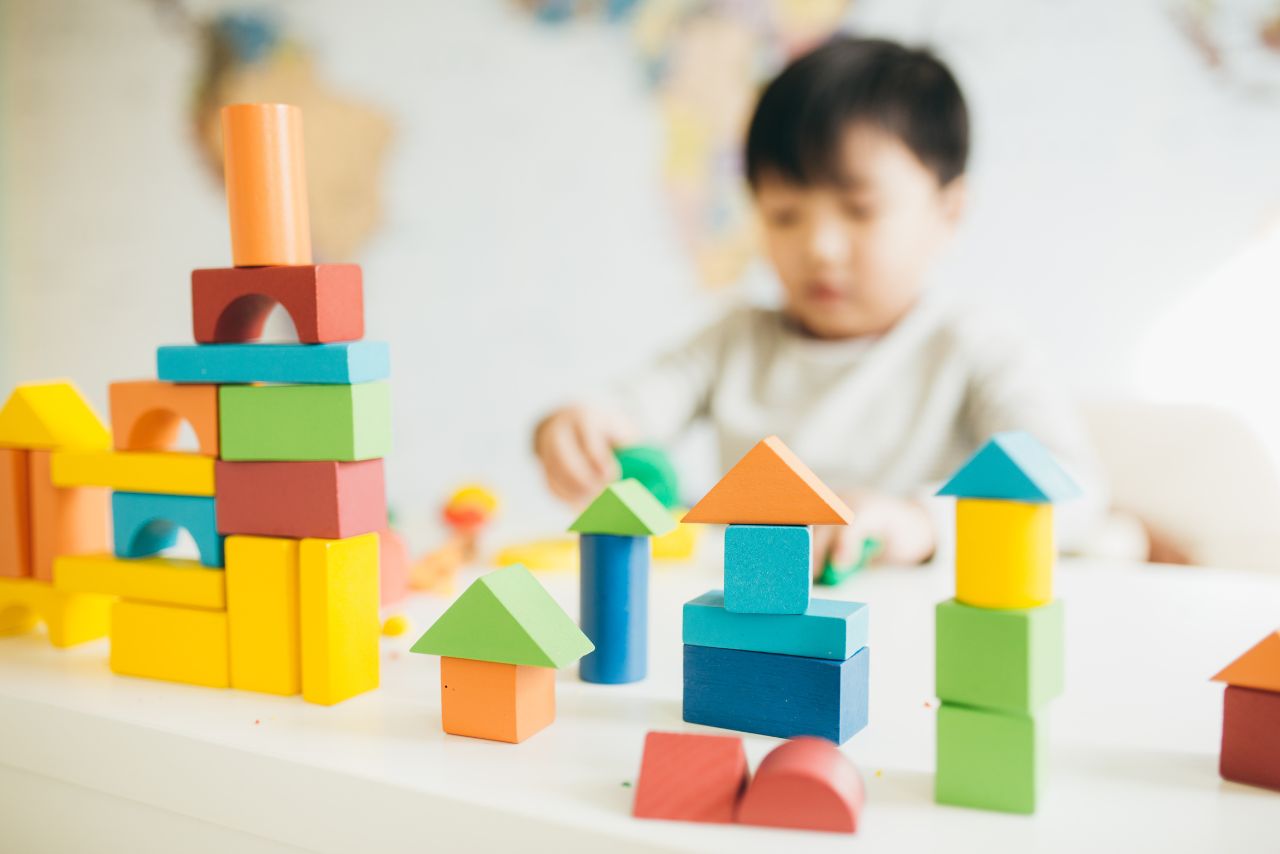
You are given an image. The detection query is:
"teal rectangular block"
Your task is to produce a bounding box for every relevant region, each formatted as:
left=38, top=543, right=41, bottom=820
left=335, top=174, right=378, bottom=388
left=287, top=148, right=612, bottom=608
left=723, top=524, right=810, bottom=614
left=218, top=382, right=391, bottom=462
left=936, top=598, right=1064, bottom=713
left=157, top=342, right=389, bottom=385
left=935, top=703, right=1045, bottom=814
left=683, top=589, right=866, bottom=660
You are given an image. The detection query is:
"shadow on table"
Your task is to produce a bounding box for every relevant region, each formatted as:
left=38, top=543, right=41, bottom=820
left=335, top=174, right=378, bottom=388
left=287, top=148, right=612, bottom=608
left=1054, top=743, right=1221, bottom=790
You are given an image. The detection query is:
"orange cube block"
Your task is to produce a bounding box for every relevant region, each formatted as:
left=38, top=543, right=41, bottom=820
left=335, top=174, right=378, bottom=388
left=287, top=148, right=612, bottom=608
left=439, top=656, right=556, bottom=743
left=109, top=381, right=220, bottom=457
left=28, top=451, right=109, bottom=582
left=222, top=103, right=312, bottom=267
left=1, top=449, right=32, bottom=577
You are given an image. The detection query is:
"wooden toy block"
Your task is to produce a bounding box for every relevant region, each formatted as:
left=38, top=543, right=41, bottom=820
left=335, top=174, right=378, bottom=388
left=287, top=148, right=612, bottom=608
left=935, top=703, right=1045, bottom=814
left=54, top=553, right=226, bottom=609
left=221, top=103, right=312, bottom=267
left=299, top=532, right=380, bottom=705
left=218, top=382, right=390, bottom=462
left=493, top=537, right=577, bottom=572
left=936, top=598, right=1064, bottom=713
left=0, top=576, right=112, bottom=647
left=0, top=448, right=32, bottom=577
left=723, top=524, right=811, bottom=615
left=579, top=534, right=648, bottom=684
left=112, top=492, right=224, bottom=568
left=615, top=445, right=680, bottom=509
left=937, top=431, right=1081, bottom=503
left=379, top=528, right=411, bottom=606
left=439, top=656, right=556, bottom=743
left=1219, top=686, right=1280, bottom=791
left=683, top=436, right=854, bottom=526
left=955, top=499, right=1054, bottom=609
left=215, top=459, right=386, bottom=538
left=51, top=449, right=215, bottom=496
left=632, top=731, right=749, bottom=823
left=1212, top=631, right=1280, bottom=693
left=28, top=451, right=110, bottom=582
left=651, top=510, right=699, bottom=561
left=157, top=341, right=390, bottom=385
left=736, top=736, right=864, bottom=833
left=191, top=265, right=362, bottom=344
left=569, top=479, right=675, bottom=537
left=109, top=380, right=220, bottom=457
left=817, top=537, right=881, bottom=587
left=0, top=381, right=110, bottom=450
left=411, top=564, right=594, bottom=667
left=110, top=600, right=230, bottom=688
left=683, top=590, right=868, bottom=660
left=683, top=644, right=869, bottom=744
left=226, top=535, right=300, bottom=695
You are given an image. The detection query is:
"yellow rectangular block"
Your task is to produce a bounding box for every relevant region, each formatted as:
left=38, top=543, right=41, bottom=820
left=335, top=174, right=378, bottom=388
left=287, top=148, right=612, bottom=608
left=0, top=576, right=112, bottom=647
left=226, top=535, right=300, bottom=695
left=300, top=532, right=379, bottom=705
left=54, top=553, right=225, bottom=609
left=955, top=499, right=1054, bottom=609
left=110, top=600, right=229, bottom=687
left=51, top=449, right=216, bottom=496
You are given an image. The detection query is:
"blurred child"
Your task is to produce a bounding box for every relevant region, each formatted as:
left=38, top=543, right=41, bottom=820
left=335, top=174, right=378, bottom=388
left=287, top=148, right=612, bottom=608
left=534, top=36, right=1106, bottom=569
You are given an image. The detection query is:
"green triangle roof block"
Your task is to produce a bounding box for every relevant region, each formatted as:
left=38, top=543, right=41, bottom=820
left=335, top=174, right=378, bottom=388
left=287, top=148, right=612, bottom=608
left=937, top=431, right=1082, bottom=503
left=568, top=478, right=676, bottom=537
left=410, top=564, right=593, bottom=668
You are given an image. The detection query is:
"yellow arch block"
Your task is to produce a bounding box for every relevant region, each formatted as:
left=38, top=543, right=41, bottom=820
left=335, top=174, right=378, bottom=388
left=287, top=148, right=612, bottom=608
left=0, top=577, right=112, bottom=647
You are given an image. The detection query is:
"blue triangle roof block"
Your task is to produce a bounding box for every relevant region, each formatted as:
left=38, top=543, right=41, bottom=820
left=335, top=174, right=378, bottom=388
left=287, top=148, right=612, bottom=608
left=937, top=431, right=1083, bottom=503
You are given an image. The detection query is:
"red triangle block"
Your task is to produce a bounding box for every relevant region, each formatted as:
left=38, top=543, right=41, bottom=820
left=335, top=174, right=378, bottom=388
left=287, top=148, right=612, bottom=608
left=735, top=737, right=864, bottom=833
left=632, top=731, right=749, bottom=824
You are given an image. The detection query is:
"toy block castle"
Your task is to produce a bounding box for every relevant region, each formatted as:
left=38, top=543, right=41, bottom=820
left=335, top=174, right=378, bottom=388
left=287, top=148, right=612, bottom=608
left=1212, top=631, right=1280, bottom=791
left=47, top=103, right=392, bottom=703
left=569, top=478, right=674, bottom=684
left=0, top=381, right=113, bottom=646
left=409, top=564, right=593, bottom=743
left=679, top=436, right=869, bottom=744
left=933, top=431, right=1079, bottom=813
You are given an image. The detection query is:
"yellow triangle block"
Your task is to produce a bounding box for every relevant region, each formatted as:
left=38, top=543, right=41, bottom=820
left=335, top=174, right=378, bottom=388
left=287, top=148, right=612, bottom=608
left=0, top=381, right=110, bottom=450
left=1213, top=631, right=1280, bottom=693
left=683, top=436, right=854, bottom=525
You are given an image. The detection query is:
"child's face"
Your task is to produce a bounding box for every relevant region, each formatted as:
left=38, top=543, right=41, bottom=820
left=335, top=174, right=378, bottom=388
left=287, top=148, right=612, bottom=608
left=754, top=123, right=966, bottom=339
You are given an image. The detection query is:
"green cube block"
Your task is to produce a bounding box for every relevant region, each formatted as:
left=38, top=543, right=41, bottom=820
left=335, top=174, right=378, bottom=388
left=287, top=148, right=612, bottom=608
left=219, top=382, right=391, bottom=462
left=935, top=703, right=1045, bottom=814
left=936, top=598, right=1064, bottom=713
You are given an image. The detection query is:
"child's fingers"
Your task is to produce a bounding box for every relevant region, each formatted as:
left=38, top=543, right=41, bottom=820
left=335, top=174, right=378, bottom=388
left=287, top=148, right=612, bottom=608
left=547, top=424, right=604, bottom=500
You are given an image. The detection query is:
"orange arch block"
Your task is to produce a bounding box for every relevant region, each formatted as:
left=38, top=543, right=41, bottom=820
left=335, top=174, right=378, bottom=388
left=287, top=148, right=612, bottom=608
left=1213, top=631, right=1280, bottom=693
left=109, top=381, right=219, bottom=457
left=683, top=436, right=854, bottom=526
left=439, top=656, right=555, bottom=743
left=222, top=103, right=311, bottom=267
left=735, top=736, right=864, bottom=833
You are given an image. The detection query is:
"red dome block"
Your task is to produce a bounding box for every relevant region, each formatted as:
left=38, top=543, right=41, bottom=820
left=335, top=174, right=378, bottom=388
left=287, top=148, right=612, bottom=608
left=632, top=731, right=749, bottom=824
left=735, top=736, right=864, bottom=833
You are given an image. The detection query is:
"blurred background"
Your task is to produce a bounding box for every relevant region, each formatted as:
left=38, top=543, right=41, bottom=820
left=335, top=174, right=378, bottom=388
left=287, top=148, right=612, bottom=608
left=2, top=0, right=1279, bottom=567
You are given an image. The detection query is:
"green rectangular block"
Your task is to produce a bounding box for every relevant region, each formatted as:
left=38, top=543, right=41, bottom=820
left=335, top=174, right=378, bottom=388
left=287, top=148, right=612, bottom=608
left=935, top=703, right=1045, bottom=814
left=218, top=382, right=391, bottom=462
left=936, top=598, right=1064, bottom=713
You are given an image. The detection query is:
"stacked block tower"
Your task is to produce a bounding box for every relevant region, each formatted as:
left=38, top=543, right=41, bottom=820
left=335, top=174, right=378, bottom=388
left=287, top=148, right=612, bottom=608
left=680, top=436, right=870, bottom=744
left=52, top=103, right=392, bottom=704
left=933, top=431, right=1079, bottom=813
left=1212, top=631, right=1280, bottom=791
left=569, top=478, right=674, bottom=684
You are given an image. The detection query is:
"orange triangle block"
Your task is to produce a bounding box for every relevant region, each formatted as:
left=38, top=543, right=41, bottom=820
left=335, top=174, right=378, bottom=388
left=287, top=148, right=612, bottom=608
left=683, top=436, right=853, bottom=526
left=1212, top=631, right=1280, bottom=693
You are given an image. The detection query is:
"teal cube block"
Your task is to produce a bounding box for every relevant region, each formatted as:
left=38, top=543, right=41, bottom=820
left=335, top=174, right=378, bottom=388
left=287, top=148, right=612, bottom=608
left=683, top=589, right=867, bottom=660
left=723, top=524, right=810, bottom=614
left=935, top=703, right=1045, bottom=814
left=935, top=598, right=1064, bottom=713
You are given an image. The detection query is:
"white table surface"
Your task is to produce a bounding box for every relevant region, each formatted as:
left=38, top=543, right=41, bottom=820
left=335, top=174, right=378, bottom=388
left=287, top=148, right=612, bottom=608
left=1, top=555, right=1278, bottom=853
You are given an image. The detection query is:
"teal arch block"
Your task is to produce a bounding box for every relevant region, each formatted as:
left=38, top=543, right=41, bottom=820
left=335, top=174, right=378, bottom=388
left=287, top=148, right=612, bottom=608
left=113, top=491, right=224, bottom=568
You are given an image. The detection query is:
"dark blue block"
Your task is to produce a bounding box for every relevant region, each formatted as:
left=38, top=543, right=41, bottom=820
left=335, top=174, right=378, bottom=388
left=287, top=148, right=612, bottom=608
left=112, top=492, right=225, bottom=568
left=156, top=341, right=390, bottom=385
left=683, top=644, right=869, bottom=744
left=579, top=533, right=648, bottom=684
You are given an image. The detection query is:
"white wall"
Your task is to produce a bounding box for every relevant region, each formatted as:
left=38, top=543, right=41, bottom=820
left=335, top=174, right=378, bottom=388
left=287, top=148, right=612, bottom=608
left=3, top=0, right=1279, bottom=545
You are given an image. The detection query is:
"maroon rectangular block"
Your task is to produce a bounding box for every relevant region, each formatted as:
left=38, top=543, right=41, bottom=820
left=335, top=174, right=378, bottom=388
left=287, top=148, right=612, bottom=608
left=1221, top=685, right=1280, bottom=791
left=192, top=264, right=364, bottom=344
left=215, top=459, right=386, bottom=539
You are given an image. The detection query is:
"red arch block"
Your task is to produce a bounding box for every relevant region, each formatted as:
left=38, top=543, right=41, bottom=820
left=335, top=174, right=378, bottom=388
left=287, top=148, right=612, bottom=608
left=735, top=736, right=864, bottom=833
left=191, top=265, right=363, bottom=344
left=109, top=381, right=219, bottom=457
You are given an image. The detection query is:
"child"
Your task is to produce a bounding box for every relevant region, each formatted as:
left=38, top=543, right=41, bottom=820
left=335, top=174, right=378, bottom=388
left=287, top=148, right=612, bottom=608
left=534, top=36, right=1106, bottom=568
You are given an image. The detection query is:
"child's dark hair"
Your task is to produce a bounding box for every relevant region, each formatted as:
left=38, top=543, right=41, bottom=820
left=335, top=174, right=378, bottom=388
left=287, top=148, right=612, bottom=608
left=746, top=36, right=969, bottom=189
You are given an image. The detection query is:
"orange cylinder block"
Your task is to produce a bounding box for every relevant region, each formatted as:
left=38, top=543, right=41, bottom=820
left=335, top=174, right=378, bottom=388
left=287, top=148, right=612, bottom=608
left=221, top=103, right=312, bottom=267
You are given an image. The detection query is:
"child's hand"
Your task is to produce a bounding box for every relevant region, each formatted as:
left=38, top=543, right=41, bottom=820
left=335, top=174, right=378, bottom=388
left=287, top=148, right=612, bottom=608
left=812, top=491, right=936, bottom=574
left=534, top=405, right=634, bottom=506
